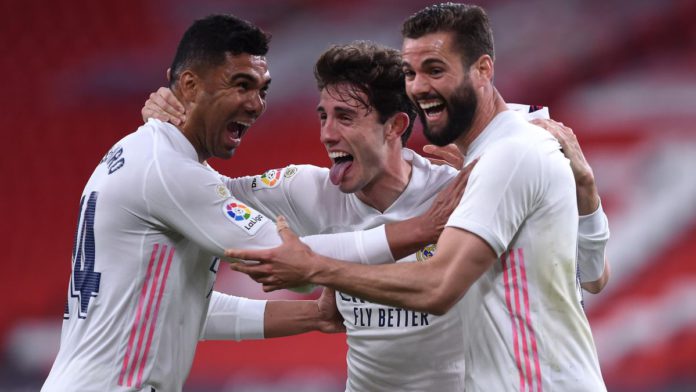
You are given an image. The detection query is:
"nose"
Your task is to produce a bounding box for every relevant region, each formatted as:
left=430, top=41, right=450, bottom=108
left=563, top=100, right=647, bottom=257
left=243, top=91, right=265, bottom=117
left=407, top=73, right=431, bottom=99
left=319, top=116, right=339, bottom=146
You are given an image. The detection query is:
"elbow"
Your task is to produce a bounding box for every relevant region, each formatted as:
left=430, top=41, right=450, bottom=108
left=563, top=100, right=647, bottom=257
left=420, top=287, right=460, bottom=316
left=582, top=262, right=610, bottom=294
left=581, top=281, right=603, bottom=294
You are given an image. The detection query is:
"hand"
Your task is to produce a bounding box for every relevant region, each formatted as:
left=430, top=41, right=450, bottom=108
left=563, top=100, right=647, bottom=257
left=421, top=159, right=478, bottom=243
left=316, top=287, right=345, bottom=333
left=227, top=216, right=318, bottom=292
left=141, top=87, right=187, bottom=126
left=531, top=118, right=600, bottom=214
left=423, top=144, right=464, bottom=169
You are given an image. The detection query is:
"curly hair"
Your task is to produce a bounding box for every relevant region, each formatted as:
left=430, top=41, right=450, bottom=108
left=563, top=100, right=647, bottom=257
left=314, top=41, right=417, bottom=145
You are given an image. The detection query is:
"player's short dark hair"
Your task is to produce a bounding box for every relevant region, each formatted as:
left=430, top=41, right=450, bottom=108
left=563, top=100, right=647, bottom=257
left=314, top=41, right=417, bottom=146
left=402, top=3, right=494, bottom=68
left=169, top=14, right=271, bottom=86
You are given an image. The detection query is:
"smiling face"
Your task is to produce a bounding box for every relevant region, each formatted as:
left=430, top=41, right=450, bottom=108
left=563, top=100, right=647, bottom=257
left=402, top=31, right=478, bottom=146
left=318, top=83, right=394, bottom=194
left=184, top=52, right=271, bottom=161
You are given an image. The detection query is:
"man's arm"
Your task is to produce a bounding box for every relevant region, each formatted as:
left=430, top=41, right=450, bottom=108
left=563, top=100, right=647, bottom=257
left=228, top=224, right=495, bottom=316
left=531, top=118, right=610, bottom=292
left=200, top=287, right=343, bottom=341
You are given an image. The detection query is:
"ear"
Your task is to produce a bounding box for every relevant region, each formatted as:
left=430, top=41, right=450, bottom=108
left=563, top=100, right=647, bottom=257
left=386, top=112, right=410, bottom=142
left=471, top=54, right=494, bottom=83
left=177, top=70, right=199, bottom=103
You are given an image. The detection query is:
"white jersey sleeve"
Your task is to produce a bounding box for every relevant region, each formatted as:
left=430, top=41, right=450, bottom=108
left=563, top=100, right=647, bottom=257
left=145, top=157, right=393, bottom=264
left=199, top=292, right=267, bottom=341
left=577, top=203, right=610, bottom=282
left=447, top=139, right=548, bottom=256
left=220, top=165, right=334, bottom=236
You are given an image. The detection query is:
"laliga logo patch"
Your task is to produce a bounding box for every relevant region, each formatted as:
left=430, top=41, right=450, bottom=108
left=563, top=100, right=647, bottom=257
left=222, top=200, right=268, bottom=235
left=251, top=168, right=282, bottom=191
left=416, top=244, right=437, bottom=261
left=225, top=202, right=251, bottom=221
left=261, top=169, right=281, bottom=186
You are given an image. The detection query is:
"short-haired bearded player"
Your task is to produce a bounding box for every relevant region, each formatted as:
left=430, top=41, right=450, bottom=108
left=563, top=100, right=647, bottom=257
left=145, top=41, right=609, bottom=391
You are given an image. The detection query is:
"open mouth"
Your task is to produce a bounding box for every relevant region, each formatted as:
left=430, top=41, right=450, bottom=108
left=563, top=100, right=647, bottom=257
left=329, top=151, right=354, bottom=165
left=419, top=99, right=446, bottom=118
left=227, top=120, right=251, bottom=139
left=328, top=151, right=354, bottom=185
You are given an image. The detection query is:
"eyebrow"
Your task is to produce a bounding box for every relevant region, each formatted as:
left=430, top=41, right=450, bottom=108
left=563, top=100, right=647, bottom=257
left=315, top=105, right=358, bottom=116
left=402, top=57, right=447, bottom=68
left=230, top=73, right=272, bottom=89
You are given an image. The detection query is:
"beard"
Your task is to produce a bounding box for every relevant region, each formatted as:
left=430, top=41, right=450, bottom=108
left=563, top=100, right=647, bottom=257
left=418, top=79, right=477, bottom=146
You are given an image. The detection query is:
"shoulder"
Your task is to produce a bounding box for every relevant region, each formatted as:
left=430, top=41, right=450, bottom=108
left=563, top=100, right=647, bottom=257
left=249, top=164, right=329, bottom=190
left=407, top=148, right=458, bottom=187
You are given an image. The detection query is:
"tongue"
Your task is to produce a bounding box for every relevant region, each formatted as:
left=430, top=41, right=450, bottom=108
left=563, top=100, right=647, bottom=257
left=329, top=161, right=352, bottom=185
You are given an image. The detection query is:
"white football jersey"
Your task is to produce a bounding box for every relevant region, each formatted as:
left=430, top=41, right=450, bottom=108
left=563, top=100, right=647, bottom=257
left=225, top=149, right=467, bottom=391
left=42, top=119, right=393, bottom=392
left=222, top=104, right=606, bottom=391
left=446, top=109, right=606, bottom=391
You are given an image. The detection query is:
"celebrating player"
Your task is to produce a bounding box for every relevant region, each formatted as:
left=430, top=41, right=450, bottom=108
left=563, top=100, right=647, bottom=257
left=42, top=15, right=463, bottom=392
left=225, top=4, right=609, bottom=391
left=145, top=37, right=608, bottom=392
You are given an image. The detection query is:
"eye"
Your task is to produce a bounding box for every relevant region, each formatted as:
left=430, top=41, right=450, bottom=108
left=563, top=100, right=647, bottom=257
left=403, top=69, right=415, bottom=79
left=318, top=112, right=327, bottom=121
left=429, top=68, right=443, bottom=77
left=339, top=114, right=352, bottom=123
left=260, top=87, right=268, bottom=99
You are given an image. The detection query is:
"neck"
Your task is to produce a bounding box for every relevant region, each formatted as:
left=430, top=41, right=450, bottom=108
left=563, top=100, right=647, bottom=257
left=355, top=148, right=412, bottom=212
left=173, top=90, right=208, bottom=163
left=454, top=87, right=507, bottom=155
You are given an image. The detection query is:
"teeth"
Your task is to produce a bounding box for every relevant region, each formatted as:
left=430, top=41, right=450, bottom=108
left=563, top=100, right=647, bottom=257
left=329, top=151, right=350, bottom=159
left=419, top=100, right=444, bottom=110
left=233, top=121, right=251, bottom=127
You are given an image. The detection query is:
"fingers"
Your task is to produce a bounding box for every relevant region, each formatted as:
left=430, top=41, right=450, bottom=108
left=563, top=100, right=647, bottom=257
left=149, top=89, right=185, bottom=126
left=158, top=86, right=186, bottom=113
left=425, top=158, right=449, bottom=166
left=423, top=144, right=463, bottom=169
left=275, top=216, right=299, bottom=243
left=141, top=103, right=167, bottom=123
left=225, top=247, right=271, bottom=262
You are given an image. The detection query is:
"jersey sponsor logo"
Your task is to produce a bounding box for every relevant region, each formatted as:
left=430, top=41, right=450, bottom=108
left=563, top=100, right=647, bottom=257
left=416, top=244, right=437, bottom=261
left=283, top=165, right=298, bottom=179
left=339, top=292, right=431, bottom=328
left=222, top=200, right=268, bottom=235
left=251, top=168, right=282, bottom=191
left=216, top=184, right=231, bottom=199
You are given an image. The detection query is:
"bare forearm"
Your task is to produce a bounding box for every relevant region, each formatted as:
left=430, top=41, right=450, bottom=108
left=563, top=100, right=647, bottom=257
left=385, top=216, right=435, bottom=260
left=263, top=300, right=321, bottom=338
left=310, top=255, right=445, bottom=313
left=576, top=180, right=600, bottom=215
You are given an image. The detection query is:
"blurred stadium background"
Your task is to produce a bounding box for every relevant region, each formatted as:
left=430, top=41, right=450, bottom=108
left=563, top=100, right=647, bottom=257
left=2, top=0, right=695, bottom=390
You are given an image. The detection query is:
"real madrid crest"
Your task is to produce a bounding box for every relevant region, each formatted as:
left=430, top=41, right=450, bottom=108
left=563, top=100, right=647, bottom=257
left=416, top=244, right=437, bottom=261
